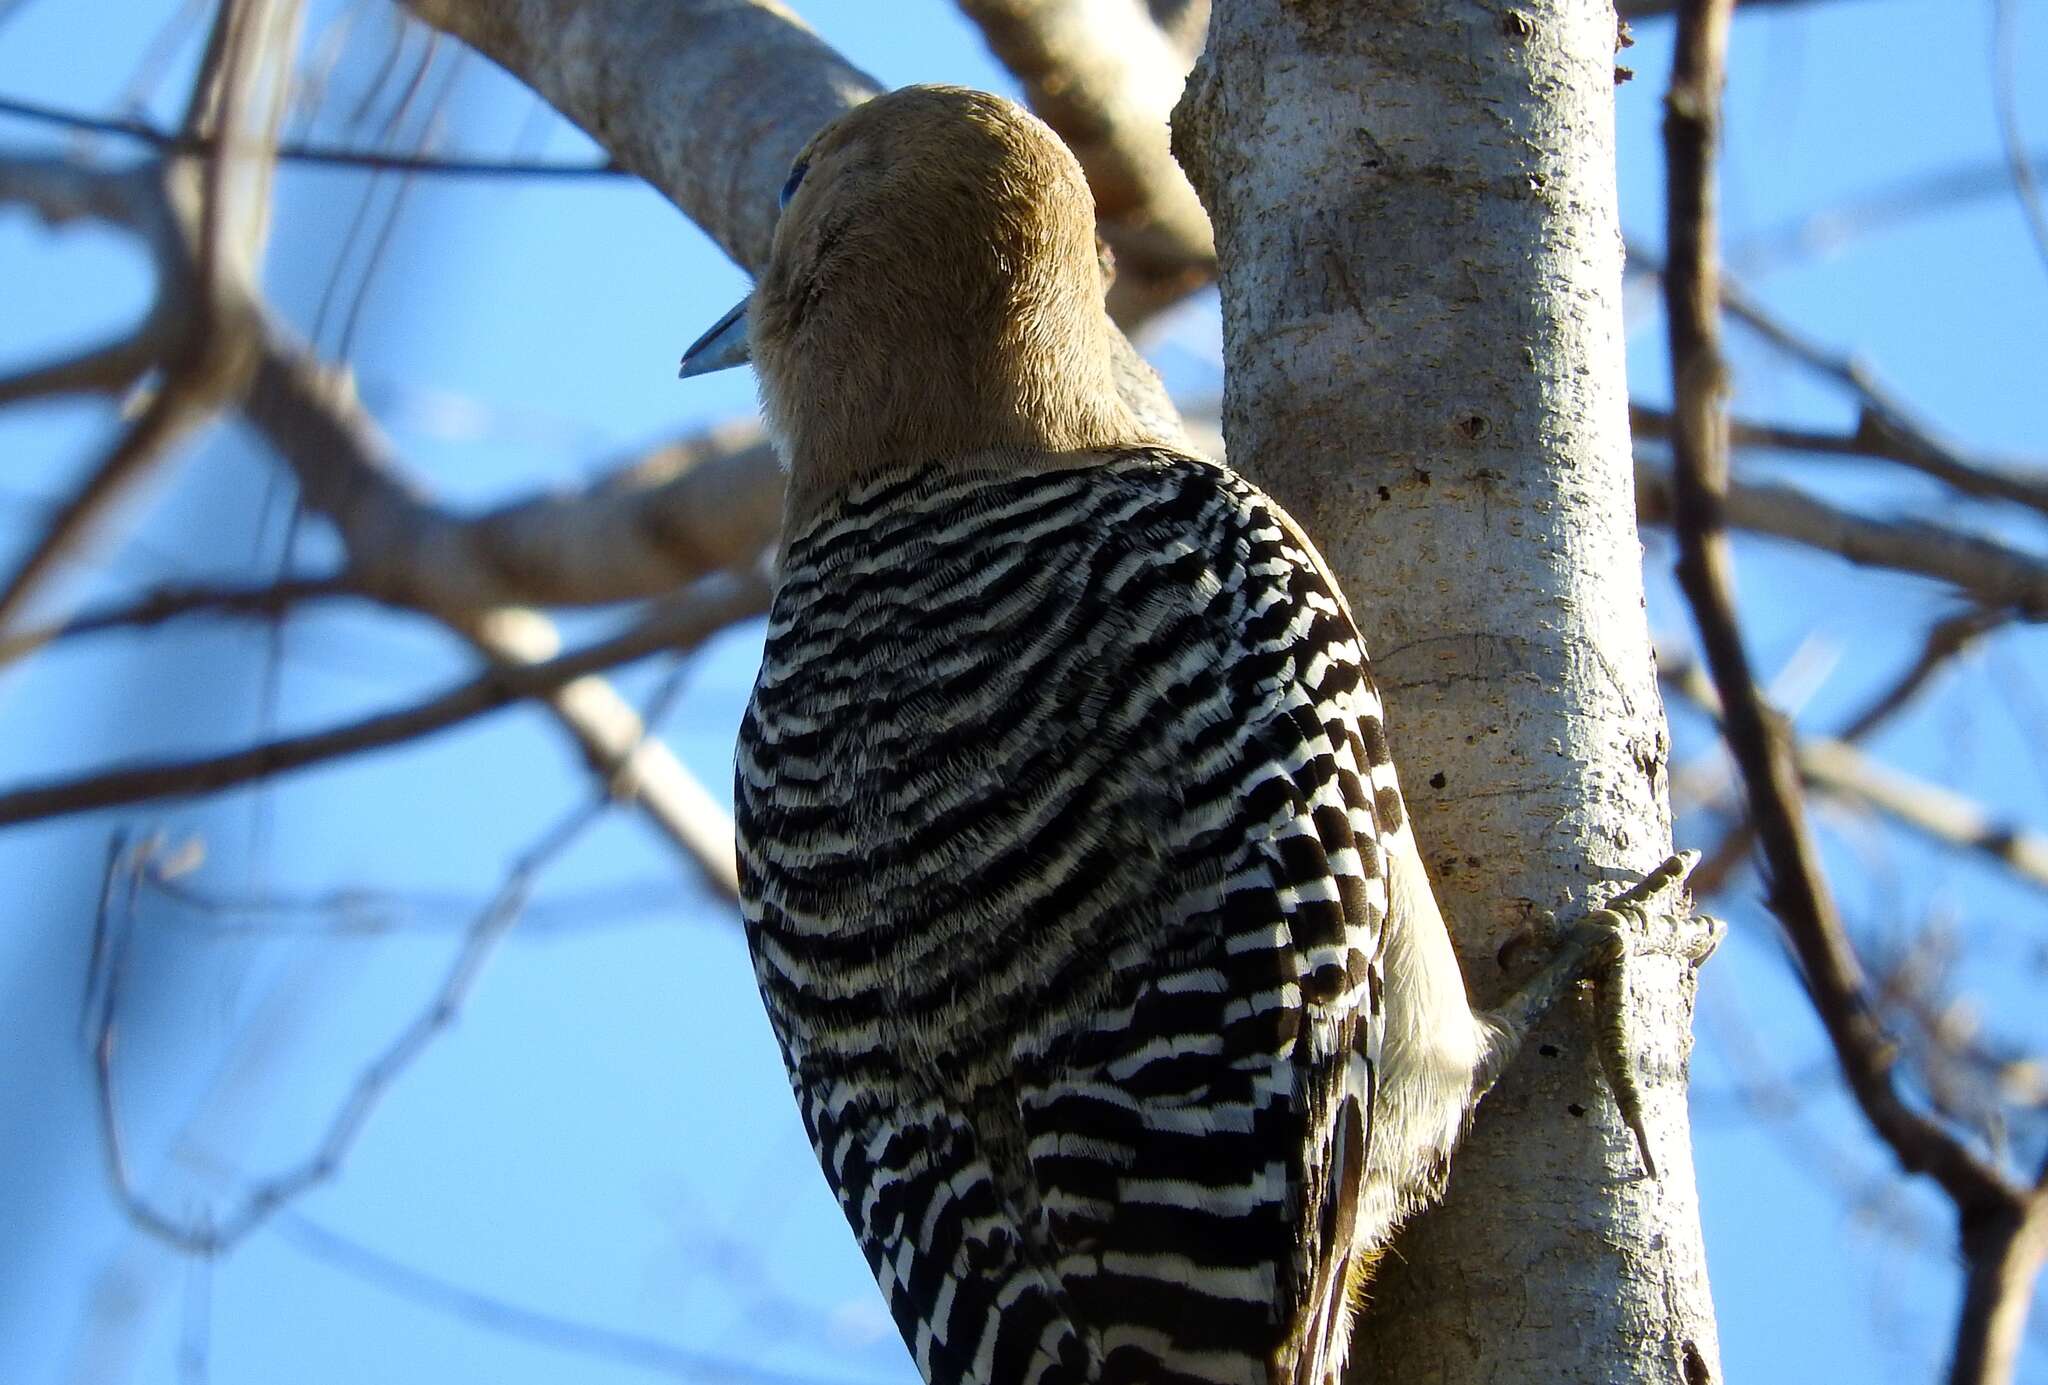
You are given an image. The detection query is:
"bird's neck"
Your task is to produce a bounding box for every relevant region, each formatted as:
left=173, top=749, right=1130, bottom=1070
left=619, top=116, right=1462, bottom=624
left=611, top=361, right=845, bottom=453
left=771, top=323, right=1144, bottom=535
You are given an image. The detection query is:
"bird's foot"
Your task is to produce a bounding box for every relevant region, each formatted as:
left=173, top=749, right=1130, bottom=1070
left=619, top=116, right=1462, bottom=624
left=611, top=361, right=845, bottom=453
left=1476, top=851, right=1722, bottom=1180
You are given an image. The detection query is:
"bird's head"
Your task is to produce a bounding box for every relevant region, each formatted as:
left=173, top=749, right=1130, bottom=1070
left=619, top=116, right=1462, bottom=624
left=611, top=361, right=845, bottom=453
left=680, top=85, right=1144, bottom=528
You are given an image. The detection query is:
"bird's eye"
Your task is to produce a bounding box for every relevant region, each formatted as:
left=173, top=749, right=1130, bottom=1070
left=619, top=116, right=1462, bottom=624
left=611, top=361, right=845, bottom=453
left=779, top=159, right=809, bottom=209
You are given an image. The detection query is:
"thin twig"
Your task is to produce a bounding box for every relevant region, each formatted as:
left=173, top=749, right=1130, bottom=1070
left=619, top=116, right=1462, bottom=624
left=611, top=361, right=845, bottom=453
left=0, top=333, right=162, bottom=407
left=0, top=572, right=770, bottom=828
left=0, top=93, right=622, bottom=177
left=0, top=574, right=349, bottom=670
left=1665, top=655, right=2048, bottom=894
left=1629, top=403, right=2048, bottom=515
left=275, top=1214, right=879, bottom=1385
left=1680, top=609, right=2006, bottom=894
left=1728, top=150, right=2048, bottom=273
left=143, top=867, right=698, bottom=938
left=0, top=385, right=212, bottom=633
left=1992, top=0, right=2048, bottom=278
left=1662, top=0, right=2018, bottom=1229
left=91, top=802, right=606, bottom=1254
left=1634, top=460, right=2048, bottom=617
left=0, top=2, right=293, bottom=635
left=1628, top=242, right=2043, bottom=517
left=1838, top=610, right=2008, bottom=741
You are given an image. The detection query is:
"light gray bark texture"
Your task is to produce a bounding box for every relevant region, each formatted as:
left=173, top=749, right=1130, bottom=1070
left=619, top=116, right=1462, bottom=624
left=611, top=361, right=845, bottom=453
left=1175, top=1, right=1722, bottom=1380
left=404, top=0, right=881, bottom=271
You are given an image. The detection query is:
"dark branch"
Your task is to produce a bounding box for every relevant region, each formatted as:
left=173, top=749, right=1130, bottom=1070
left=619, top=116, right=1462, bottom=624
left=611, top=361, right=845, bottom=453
left=0, top=573, right=769, bottom=828
left=0, top=575, right=347, bottom=670
left=275, top=1214, right=870, bottom=1385
left=92, top=806, right=603, bottom=1254
left=0, top=93, right=624, bottom=178
left=1634, top=461, right=2048, bottom=618
left=1661, top=0, right=2018, bottom=1228
left=1629, top=403, right=2048, bottom=516
left=1627, top=242, right=2042, bottom=518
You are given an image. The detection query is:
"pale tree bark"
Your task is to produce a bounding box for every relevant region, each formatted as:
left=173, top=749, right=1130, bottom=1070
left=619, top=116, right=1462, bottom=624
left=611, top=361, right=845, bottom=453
left=409, top=0, right=1721, bottom=1374
left=1174, top=2, right=1721, bottom=1381
left=9, top=0, right=1719, bottom=1372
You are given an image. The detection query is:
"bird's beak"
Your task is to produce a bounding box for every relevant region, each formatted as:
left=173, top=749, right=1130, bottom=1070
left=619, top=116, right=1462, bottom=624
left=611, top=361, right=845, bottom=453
left=679, top=297, right=752, bottom=379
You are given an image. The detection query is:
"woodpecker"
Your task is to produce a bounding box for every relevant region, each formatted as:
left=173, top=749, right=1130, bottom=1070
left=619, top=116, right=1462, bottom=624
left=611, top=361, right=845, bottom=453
left=683, top=84, right=1695, bottom=1385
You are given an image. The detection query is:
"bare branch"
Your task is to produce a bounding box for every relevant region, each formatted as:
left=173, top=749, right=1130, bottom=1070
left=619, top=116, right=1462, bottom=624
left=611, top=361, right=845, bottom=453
left=400, top=0, right=879, bottom=274
left=1952, top=1169, right=2048, bottom=1385
left=0, top=334, right=162, bottom=407
left=1837, top=609, right=2006, bottom=741
left=246, top=345, right=784, bottom=610
left=0, top=1, right=300, bottom=633
left=465, top=606, right=742, bottom=901
left=1801, top=742, right=2048, bottom=894
left=0, top=93, right=622, bottom=178
left=0, top=574, right=348, bottom=671
left=92, top=804, right=602, bottom=1254
left=1728, top=150, right=2048, bottom=273
left=238, top=332, right=753, bottom=897
left=1629, top=241, right=2033, bottom=516
left=1630, top=402, right=2048, bottom=516
left=0, top=572, right=770, bottom=829
left=1679, top=609, right=2006, bottom=894
left=955, top=0, right=1216, bottom=325
left=0, top=386, right=215, bottom=633
left=1661, top=0, right=2017, bottom=1230
left=1635, top=460, right=2048, bottom=617
left=1664, top=655, right=2048, bottom=894
left=1992, top=0, right=2048, bottom=279
left=273, top=1214, right=869, bottom=1385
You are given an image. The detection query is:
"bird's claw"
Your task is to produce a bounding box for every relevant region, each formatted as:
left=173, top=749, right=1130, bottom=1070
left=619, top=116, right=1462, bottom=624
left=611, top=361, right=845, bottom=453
left=1480, top=851, right=1711, bottom=1181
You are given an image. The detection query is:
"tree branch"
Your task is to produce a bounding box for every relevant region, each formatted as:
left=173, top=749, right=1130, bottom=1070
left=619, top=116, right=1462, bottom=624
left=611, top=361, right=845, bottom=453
left=1635, top=460, right=2048, bottom=617
left=91, top=805, right=602, bottom=1254
left=1630, top=402, right=2048, bottom=516
left=246, top=343, right=785, bottom=610
left=1662, top=0, right=2016, bottom=1227
left=400, top=0, right=879, bottom=273
left=1952, top=1168, right=2048, bottom=1385
left=1629, top=241, right=2038, bottom=518
left=0, top=575, right=348, bottom=671
left=274, top=1214, right=868, bottom=1385
left=0, top=0, right=298, bottom=633
left=1663, top=654, right=2048, bottom=894
left=1678, top=608, right=2005, bottom=894
left=955, top=0, right=1216, bottom=325
left=0, top=93, right=622, bottom=178
left=0, top=572, right=769, bottom=829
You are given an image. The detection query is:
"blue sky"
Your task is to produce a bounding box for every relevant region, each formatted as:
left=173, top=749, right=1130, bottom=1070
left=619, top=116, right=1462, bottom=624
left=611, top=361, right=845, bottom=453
left=1, top=1, right=2044, bottom=1382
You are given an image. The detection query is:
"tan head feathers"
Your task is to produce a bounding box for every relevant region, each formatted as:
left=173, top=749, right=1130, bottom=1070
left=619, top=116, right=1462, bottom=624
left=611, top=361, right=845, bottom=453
left=682, top=86, right=1149, bottom=529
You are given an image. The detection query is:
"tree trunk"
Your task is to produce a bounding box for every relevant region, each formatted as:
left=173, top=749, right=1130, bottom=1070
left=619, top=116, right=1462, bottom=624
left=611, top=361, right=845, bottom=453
left=1174, top=1, right=1722, bottom=1380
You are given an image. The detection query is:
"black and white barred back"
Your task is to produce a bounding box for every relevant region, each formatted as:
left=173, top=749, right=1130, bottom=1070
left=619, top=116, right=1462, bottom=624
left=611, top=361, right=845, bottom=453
left=736, top=449, right=1414, bottom=1385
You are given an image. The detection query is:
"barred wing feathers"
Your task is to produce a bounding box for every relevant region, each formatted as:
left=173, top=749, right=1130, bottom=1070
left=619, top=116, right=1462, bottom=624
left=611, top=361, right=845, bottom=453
left=735, top=451, right=1407, bottom=1384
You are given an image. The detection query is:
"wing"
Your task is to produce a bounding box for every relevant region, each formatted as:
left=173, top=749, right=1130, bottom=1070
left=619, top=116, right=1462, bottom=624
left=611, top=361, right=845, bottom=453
left=736, top=454, right=1398, bottom=1385
left=784, top=1069, right=1096, bottom=1383
left=1009, top=470, right=1396, bottom=1385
